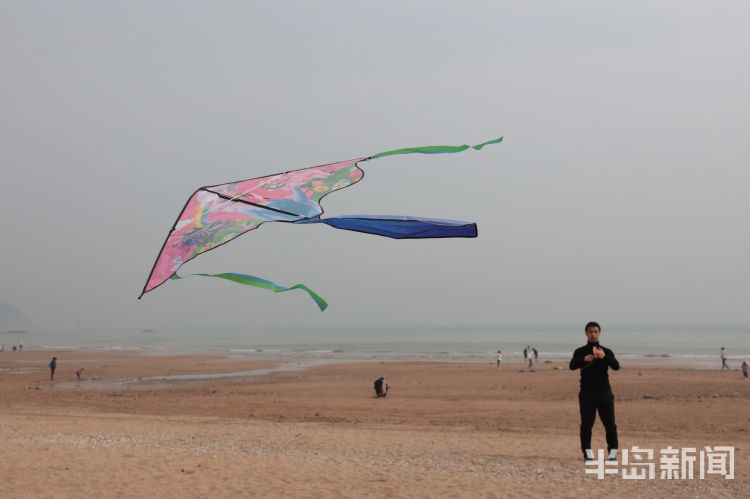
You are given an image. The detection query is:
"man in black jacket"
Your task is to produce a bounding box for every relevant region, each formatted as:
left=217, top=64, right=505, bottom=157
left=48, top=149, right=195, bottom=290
left=569, top=321, right=619, bottom=461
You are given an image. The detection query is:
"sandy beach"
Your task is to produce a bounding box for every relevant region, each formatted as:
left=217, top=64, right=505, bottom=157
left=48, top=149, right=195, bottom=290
left=1, top=350, right=748, bottom=498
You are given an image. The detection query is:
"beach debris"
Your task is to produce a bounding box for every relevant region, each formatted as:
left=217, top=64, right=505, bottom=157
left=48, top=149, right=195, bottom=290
left=138, top=137, right=503, bottom=309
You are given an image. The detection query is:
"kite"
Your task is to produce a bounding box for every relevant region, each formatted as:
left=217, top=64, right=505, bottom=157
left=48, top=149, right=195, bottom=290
left=139, top=137, right=503, bottom=310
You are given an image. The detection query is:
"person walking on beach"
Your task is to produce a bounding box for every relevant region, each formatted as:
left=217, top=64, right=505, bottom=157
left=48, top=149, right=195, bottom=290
left=569, top=321, right=620, bottom=462
left=742, top=359, right=749, bottom=380
left=76, top=368, right=84, bottom=381
left=49, top=357, right=57, bottom=381
left=720, top=347, right=729, bottom=370
left=525, top=346, right=533, bottom=368
left=523, top=345, right=537, bottom=368
left=496, top=350, right=503, bottom=369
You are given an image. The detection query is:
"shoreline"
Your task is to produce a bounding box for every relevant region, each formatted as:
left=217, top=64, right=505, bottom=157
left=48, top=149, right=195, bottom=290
left=0, top=345, right=742, bottom=371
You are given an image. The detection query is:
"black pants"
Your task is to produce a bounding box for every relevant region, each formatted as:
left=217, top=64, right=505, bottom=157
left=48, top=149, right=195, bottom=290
left=579, top=389, right=618, bottom=453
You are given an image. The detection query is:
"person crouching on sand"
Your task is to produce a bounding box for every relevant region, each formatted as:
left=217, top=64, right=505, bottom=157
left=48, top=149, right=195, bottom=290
left=374, top=376, right=388, bottom=398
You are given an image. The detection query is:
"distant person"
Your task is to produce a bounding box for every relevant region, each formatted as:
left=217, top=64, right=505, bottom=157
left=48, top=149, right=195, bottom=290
left=496, top=350, right=503, bottom=369
left=742, top=359, right=749, bottom=380
left=569, top=321, right=620, bottom=462
left=18, top=341, right=23, bottom=351
left=49, top=357, right=57, bottom=381
left=12, top=346, right=16, bottom=352
left=374, top=376, right=388, bottom=398
left=523, top=345, right=538, bottom=368
left=721, top=347, right=729, bottom=370
left=1, top=344, right=4, bottom=352
left=76, top=368, right=84, bottom=381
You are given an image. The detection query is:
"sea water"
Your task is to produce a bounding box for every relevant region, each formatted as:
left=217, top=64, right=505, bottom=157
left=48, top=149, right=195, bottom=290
left=4, top=325, right=748, bottom=369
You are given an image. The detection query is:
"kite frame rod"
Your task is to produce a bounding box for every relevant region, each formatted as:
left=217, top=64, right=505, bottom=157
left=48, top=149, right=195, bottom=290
left=203, top=189, right=302, bottom=217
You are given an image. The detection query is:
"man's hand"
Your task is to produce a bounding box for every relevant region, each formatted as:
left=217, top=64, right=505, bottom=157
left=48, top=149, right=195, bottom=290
left=584, top=354, right=595, bottom=362
left=593, top=346, right=605, bottom=359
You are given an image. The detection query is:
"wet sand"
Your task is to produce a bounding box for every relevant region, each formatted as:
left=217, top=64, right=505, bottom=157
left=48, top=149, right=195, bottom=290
left=1, top=350, right=748, bottom=497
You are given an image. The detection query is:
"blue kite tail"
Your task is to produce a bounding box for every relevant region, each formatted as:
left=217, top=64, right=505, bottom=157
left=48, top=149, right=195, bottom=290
left=295, top=215, right=478, bottom=239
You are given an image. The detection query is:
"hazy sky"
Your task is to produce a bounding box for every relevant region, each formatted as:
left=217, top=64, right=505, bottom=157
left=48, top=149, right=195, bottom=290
left=1, top=1, right=748, bottom=333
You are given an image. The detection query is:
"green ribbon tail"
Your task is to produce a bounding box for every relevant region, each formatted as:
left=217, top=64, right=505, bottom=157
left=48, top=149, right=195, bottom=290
left=370, top=136, right=502, bottom=159
left=171, top=272, right=328, bottom=311
left=471, top=136, right=504, bottom=150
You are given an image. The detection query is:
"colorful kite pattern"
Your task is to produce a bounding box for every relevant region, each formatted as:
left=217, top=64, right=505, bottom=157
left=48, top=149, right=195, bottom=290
left=140, top=138, right=502, bottom=309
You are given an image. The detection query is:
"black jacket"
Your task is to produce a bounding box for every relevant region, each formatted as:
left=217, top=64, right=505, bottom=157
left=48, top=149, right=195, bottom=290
left=569, top=342, right=619, bottom=391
